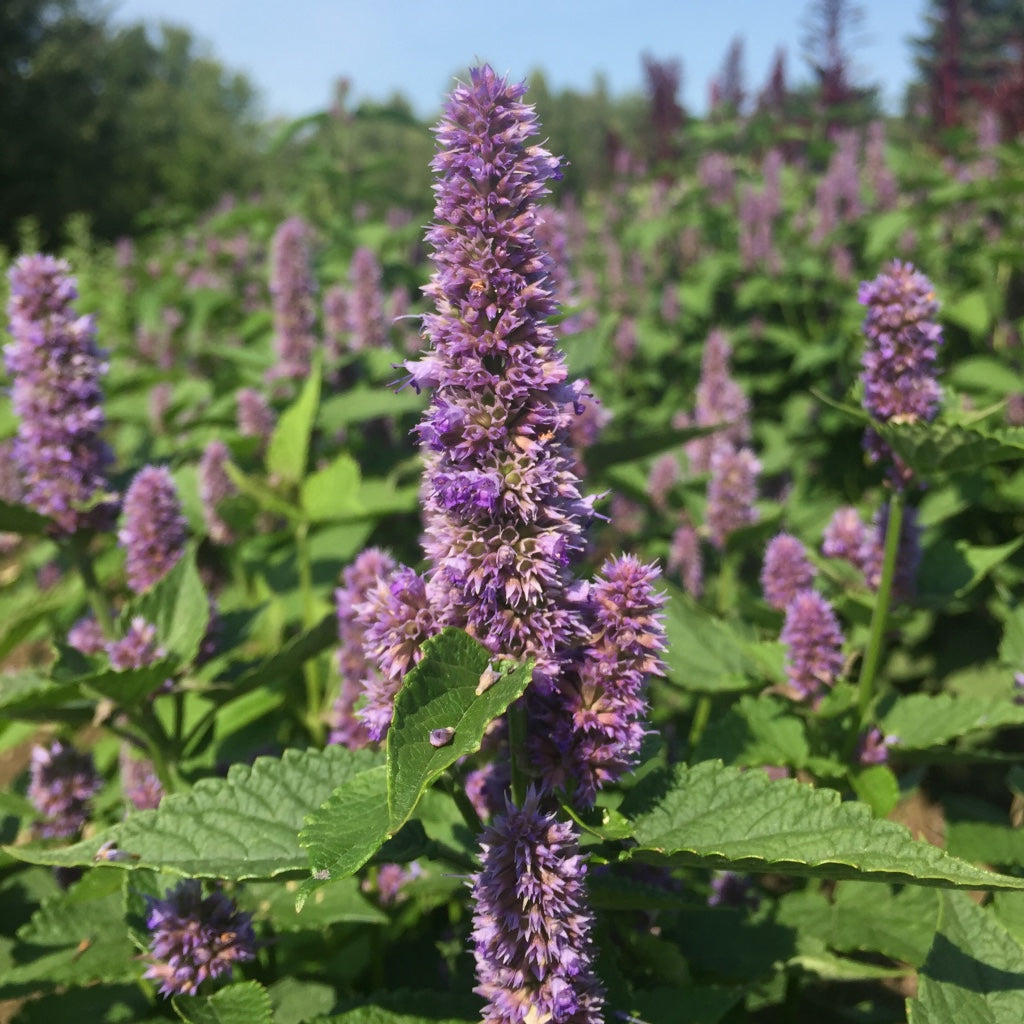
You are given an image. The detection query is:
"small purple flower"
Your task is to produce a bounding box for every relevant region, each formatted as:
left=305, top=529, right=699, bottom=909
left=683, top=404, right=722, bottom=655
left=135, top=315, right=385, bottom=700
left=780, top=590, right=845, bottom=703
left=347, top=246, right=387, bottom=351
left=68, top=615, right=106, bottom=655
left=118, top=466, right=187, bottom=593
left=365, top=862, right=423, bottom=906
left=859, top=261, right=944, bottom=486
left=268, top=217, right=317, bottom=381
left=686, top=329, right=751, bottom=474
left=198, top=440, right=236, bottom=545
left=859, top=502, right=921, bottom=604
left=647, top=453, right=679, bottom=511
left=143, top=880, right=256, bottom=997
left=1013, top=672, right=1024, bottom=706
left=28, top=740, right=101, bottom=839
left=822, top=506, right=868, bottom=564
left=761, top=532, right=816, bottom=610
left=107, top=616, right=165, bottom=671
left=855, top=727, right=897, bottom=766
left=706, top=445, right=760, bottom=549
left=668, top=521, right=703, bottom=598
left=471, top=789, right=604, bottom=1024
left=4, top=254, right=114, bottom=534
left=708, top=870, right=760, bottom=910
left=236, top=388, right=276, bottom=444
left=465, top=759, right=511, bottom=822
left=120, top=745, right=164, bottom=810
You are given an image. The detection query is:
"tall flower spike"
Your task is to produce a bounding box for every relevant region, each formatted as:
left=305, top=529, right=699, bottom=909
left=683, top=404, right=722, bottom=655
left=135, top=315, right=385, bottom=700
left=858, top=260, right=943, bottom=487
left=268, top=216, right=317, bottom=381
left=4, top=254, right=113, bottom=534
left=780, top=590, right=845, bottom=703
left=686, top=328, right=751, bottom=473
left=761, top=532, right=816, bottom=610
left=28, top=740, right=101, bottom=839
left=409, top=64, right=595, bottom=674
left=706, top=445, right=760, bottom=549
left=471, top=789, right=604, bottom=1024
left=198, top=440, right=236, bottom=545
left=144, top=880, right=256, bottom=997
left=118, top=465, right=187, bottom=593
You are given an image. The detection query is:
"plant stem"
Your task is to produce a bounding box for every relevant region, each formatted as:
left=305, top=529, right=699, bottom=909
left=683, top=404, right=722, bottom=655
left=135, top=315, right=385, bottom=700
left=69, top=536, right=115, bottom=637
left=507, top=702, right=528, bottom=808
left=444, top=771, right=483, bottom=835
left=856, top=490, right=905, bottom=723
left=295, top=520, right=324, bottom=743
left=688, top=695, right=712, bottom=753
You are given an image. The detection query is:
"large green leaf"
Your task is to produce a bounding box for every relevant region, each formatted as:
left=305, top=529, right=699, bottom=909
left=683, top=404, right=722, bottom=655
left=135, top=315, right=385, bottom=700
left=173, top=981, right=273, bottom=1024
left=907, top=892, right=1024, bottom=1022
left=301, top=453, right=363, bottom=522
left=880, top=693, right=1024, bottom=751
left=5, top=746, right=382, bottom=880
left=620, top=761, right=1024, bottom=890
left=299, top=630, right=532, bottom=896
left=693, top=695, right=810, bottom=768
left=873, top=421, right=1024, bottom=476
left=918, top=537, right=1024, bottom=603
left=0, top=498, right=51, bottom=535
left=267, top=360, right=322, bottom=485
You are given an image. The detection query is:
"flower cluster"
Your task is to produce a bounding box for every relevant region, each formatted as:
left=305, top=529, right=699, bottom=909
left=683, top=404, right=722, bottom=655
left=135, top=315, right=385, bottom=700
left=118, top=465, right=187, bottom=593
left=268, top=217, right=317, bottom=381
left=859, top=260, right=943, bottom=486
left=470, top=790, right=604, bottom=1023
left=236, top=387, right=276, bottom=444
left=4, top=254, right=113, bottom=534
left=28, top=740, right=101, bottom=839
left=199, top=440, right=236, bottom=545
left=706, top=445, right=760, bottom=549
left=107, top=617, right=165, bottom=671
left=120, top=745, right=164, bottom=810
left=143, top=880, right=256, bottom=997
left=780, top=590, right=845, bottom=703
left=761, top=532, right=816, bottom=610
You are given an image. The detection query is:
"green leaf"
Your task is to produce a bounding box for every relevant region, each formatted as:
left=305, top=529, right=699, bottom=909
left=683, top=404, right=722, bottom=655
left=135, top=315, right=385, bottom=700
left=173, top=981, right=272, bottom=1024
left=881, top=693, right=1024, bottom=750
left=230, top=612, right=338, bottom=697
left=873, top=421, right=1024, bottom=476
left=833, top=882, right=939, bottom=967
left=299, top=630, right=532, bottom=898
left=325, top=989, right=480, bottom=1023
left=301, top=453, right=363, bottom=522
left=244, top=876, right=387, bottom=931
left=127, top=547, right=210, bottom=664
left=621, top=985, right=743, bottom=1024
left=267, top=977, right=336, bottom=1024
left=0, top=578, right=82, bottom=663
left=694, top=695, right=809, bottom=768
left=0, top=669, right=90, bottom=720
left=849, top=764, right=901, bottom=818
left=0, top=498, right=51, bottom=535
left=908, top=892, right=1024, bottom=1023
left=267, top=360, right=322, bottom=485
left=5, top=746, right=382, bottom=880
left=387, top=629, right=533, bottom=825
left=918, top=537, right=1024, bottom=603
left=585, top=423, right=717, bottom=473
left=662, top=588, right=764, bottom=693
left=319, top=385, right=425, bottom=431
left=621, top=760, right=1024, bottom=890
left=943, top=290, right=991, bottom=338
left=226, top=463, right=303, bottom=522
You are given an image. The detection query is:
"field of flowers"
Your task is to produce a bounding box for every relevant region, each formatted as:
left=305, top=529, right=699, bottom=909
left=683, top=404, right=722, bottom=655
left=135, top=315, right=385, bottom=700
left=1, top=62, right=1024, bottom=1024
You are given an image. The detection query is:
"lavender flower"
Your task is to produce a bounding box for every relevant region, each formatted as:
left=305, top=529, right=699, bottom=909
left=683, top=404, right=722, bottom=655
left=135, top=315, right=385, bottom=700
left=859, top=261, right=944, bottom=486
left=198, top=440, right=236, bottom=545
left=347, top=246, right=387, bottom=351
left=67, top=615, right=106, bottom=655
left=647, top=453, right=679, bottom=511
left=118, top=466, right=187, bottom=593
left=529, top=557, right=667, bottom=806
left=465, top=759, right=511, bottom=822
left=859, top=502, right=921, bottom=603
left=28, top=740, right=101, bottom=839
left=120, top=744, right=163, bottom=810
left=407, top=65, right=595, bottom=675
left=822, top=506, right=868, bottom=564
left=0, top=438, right=23, bottom=554
left=780, top=590, right=845, bottom=703
left=4, top=254, right=113, bottom=534
left=686, top=329, right=750, bottom=473
left=268, top=217, right=317, bottom=381
left=667, top=521, right=703, bottom=598
left=470, top=789, right=604, bottom=1023
left=761, top=532, right=816, bottom=610
left=706, top=445, right=760, bottom=549
left=322, top=283, right=350, bottom=365
left=143, top=880, right=256, bottom=997
left=708, top=870, right=760, bottom=910
left=855, top=727, right=896, bottom=766
left=107, top=616, right=165, bottom=671
left=236, top=388, right=276, bottom=444
left=365, top=862, right=422, bottom=906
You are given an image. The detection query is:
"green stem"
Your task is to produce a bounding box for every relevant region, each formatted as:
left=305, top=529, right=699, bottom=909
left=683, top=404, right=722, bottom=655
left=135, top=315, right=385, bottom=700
left=688, top=695, right=712, bottom=753
left=444, top=771, right=482, bottom=835
left=507, top=702, right=528, bottom=808
left=69, top=536, right=114, bottom=638
left=295, top=520, right=324, bottom=743
left=856, top=491, right=905, bottom=724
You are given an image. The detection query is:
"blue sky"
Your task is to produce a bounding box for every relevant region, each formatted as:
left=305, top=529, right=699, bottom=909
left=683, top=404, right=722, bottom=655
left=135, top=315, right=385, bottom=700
left=110, top=0, right=928, bottom=120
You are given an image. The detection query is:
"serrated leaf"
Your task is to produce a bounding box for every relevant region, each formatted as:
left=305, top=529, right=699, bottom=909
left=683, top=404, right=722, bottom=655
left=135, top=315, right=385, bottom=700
left=245, top=876, right=387, bottom=931
left=918, top=537, right=1024, bottom=602
left=621, top=760, right=1024, bottom=890
left=301, top=453, right=362, bottom=522
left=225, top=464, right=302, bottom=522
left=881, top=693, right=1024, bottom=750
left=5, top=746, right=382, bottom=880
left=662, top=588, right=763, bottom=693
left=267, top=977, right=336, bottom=1024
left=622, top=984, right=743, bottom=1024
left=6, top=984, right=158, bottom=1024
left=908, top=892, right=1024, bottom=1022
left=79, top=659, right=178, bottom=704
left=267, top=360, right=321, bottom=485
left=173, top=981, right=272, bottom=1024
left=0, top=669, right=90, bottom=720
left=874, top=421, right=1024, bottom=476
left=832, top=882, right=939, bottom=966
left=324, top=989, right=480, bottom=1023
left=850, top=764, right=901, bottom=818
left=694, top=695, right=809, bottom=768
left=387, top=628, right=533, bottom=824
left=127, top=548, right=210, bottom=664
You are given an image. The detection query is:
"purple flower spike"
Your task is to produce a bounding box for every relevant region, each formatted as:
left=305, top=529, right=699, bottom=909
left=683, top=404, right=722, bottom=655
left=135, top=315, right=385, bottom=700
left=471, top=790, right=604, bottom=1024
left=107, top=616, right=165, bottom=671
left=686, top=328, right=751, bottom=474
left=4, top=254, right=113, bottom=534
left=706, top=445, right=760, bottom=549
left=780, top=590, right=845, bottom=703
left=120, top=744, right=164, bottom=810
left=198, top=440, right=236, bottom=545
left=668, top=521, right=703, bottom=598
left=761, top=532, right=816, bottom=610
left=268, top=217, right=317, bottom=381
left=858, top=261, right=944, bottom=487
left=409, top=64, right=595, bottom=673
left=855, top=727, right=897, bottom=766
left=67, top=615, right=106, bottom=655
left=144, top=880, right=256, bottom=997
left=118, top=466, right=187, bottom=593
left=347, top=246, right=387, bottom=351
left=823, top=506, right=867, bottom=564
left=236, top=388, right=276, bottom=443
left=28, top=740, right=101, bottom=839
